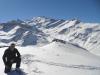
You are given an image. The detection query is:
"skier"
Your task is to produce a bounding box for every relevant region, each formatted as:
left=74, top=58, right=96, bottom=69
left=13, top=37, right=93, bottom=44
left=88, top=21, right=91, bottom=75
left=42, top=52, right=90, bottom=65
left=2, top=43, right=21, bottom=73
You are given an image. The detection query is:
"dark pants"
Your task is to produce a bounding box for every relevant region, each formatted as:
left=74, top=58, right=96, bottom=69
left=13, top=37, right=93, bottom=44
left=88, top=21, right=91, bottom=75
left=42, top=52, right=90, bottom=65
left=4, top=57, right=21, bottom=73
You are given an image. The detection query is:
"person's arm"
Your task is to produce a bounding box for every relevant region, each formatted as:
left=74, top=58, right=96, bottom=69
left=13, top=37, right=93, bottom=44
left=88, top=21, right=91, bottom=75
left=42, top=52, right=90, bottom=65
left=16, top=49, right=21, bottom=58
left=2, top=50, right=7, bottom=65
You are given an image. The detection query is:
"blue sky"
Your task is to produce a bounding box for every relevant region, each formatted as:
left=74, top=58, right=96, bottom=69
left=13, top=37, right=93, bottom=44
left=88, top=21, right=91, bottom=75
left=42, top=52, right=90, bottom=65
left=0, top=0, right=100, bottom=23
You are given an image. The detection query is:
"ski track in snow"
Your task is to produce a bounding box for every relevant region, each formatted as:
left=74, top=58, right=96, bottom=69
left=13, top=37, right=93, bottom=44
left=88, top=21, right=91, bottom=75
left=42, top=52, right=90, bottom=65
left=22, top=54, right=100, bottom=70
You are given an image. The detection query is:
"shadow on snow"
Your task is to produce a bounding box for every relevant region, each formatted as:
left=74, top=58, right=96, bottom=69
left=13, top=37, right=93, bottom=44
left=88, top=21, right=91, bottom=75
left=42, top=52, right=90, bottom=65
left=7, top=69, right=26, bottom=75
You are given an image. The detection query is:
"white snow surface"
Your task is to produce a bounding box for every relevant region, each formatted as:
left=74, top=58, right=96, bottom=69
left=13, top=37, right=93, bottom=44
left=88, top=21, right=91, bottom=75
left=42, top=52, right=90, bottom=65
left=0, top=42, right=100, bottom=75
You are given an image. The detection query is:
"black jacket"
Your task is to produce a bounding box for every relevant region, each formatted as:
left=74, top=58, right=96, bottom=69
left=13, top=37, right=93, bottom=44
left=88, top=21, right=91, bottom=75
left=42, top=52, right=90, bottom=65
left=2, top=48, right=21, bottom=65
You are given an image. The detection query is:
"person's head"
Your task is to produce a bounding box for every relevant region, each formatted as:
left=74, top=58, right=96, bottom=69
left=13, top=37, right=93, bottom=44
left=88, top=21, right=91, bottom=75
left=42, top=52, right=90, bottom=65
left=9, top=43, right=15, bottom=51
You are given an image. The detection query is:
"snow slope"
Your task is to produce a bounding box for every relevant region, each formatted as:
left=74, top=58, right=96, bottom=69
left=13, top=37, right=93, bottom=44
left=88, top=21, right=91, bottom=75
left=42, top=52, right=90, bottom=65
left=0, top=41, right=100, bottom=75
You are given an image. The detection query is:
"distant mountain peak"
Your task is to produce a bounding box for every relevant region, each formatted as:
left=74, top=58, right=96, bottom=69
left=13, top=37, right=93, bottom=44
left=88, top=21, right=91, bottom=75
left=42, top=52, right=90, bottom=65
left=7, top=19, right=24, bottom=24
left=32, top=16, right=51, bottom=23
left=24, top=16, right=57, bottom=25
left=32, top=16, right=50, bottom=19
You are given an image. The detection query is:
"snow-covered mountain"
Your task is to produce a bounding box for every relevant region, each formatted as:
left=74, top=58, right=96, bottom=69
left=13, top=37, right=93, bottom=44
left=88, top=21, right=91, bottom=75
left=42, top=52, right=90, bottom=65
left=0, top=16, right=100, bottom=54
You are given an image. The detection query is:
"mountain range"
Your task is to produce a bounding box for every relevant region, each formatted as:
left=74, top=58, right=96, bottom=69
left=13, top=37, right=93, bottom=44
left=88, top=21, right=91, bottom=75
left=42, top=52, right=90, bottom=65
left=0, top=16, right=100, bottom=55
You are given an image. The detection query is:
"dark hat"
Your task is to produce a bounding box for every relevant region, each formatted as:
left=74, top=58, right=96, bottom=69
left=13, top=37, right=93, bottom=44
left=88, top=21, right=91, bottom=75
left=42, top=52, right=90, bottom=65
left=11, top=43, right=15, bottom=46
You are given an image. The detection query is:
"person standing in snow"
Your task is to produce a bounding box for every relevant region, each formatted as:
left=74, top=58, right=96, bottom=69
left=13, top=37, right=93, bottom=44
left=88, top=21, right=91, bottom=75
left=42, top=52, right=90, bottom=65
left=2, top=43, right=21, bottom=73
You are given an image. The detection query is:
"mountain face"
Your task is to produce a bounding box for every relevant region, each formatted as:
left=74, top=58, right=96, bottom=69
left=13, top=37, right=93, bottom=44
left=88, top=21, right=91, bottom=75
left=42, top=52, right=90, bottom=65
left=0, top=16, right=100, bottom=52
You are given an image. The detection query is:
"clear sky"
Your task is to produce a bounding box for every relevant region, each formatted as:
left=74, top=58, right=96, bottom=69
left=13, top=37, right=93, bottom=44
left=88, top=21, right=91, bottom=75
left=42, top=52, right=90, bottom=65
left=0, top=0, right=100, bottom=23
